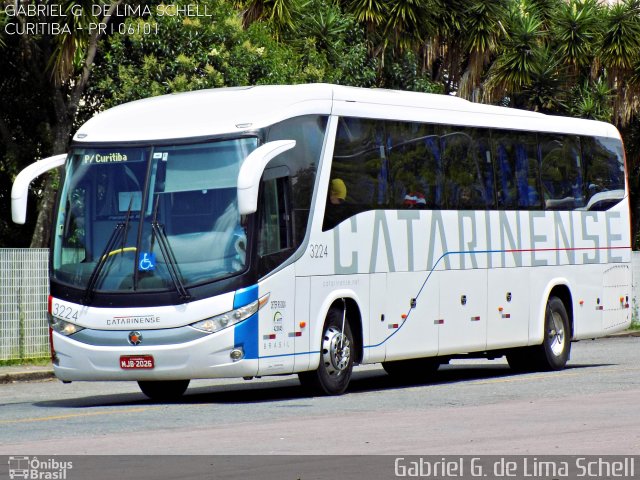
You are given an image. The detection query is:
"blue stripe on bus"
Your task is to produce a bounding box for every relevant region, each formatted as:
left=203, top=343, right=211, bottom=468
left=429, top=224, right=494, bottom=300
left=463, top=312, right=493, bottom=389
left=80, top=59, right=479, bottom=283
left=234, top=313, right=259, bottom=360
left=233, top=285, right=260, bottom=359
left=234, top=284, right=259, bottom=309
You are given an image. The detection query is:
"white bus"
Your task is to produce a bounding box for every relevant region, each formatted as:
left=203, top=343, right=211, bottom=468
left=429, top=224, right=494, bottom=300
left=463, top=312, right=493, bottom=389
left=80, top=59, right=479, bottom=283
left=12, top=84, right=631, bottom=399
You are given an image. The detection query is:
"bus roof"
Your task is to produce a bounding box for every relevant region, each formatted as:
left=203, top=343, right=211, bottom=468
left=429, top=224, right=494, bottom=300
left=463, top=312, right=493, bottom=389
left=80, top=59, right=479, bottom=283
left=73, top=83, right=620, bottom=143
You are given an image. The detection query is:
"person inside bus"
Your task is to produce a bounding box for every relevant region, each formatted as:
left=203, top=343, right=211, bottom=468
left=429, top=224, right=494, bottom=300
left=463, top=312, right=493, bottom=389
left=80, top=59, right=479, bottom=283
left=329, top=178, right=347, bottom=205
left=323, top=178, right=348, bottom=229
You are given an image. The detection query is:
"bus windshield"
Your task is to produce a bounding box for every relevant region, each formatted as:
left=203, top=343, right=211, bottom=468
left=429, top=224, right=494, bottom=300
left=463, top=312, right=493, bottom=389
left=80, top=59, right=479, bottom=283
left=52, top=138, right=258, bottom=294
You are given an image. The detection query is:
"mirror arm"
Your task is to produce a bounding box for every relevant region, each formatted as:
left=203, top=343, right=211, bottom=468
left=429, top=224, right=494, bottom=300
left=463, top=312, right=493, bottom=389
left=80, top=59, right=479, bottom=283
left=11, top=153, right=67, bottom=224
left=237, top=140, right=295, bottom=215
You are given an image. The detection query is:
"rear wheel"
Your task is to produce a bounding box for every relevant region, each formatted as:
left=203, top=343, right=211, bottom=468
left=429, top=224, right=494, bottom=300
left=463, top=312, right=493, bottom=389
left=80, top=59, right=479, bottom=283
left=507, top=296, right=570, bottom=372
left=138, top=380, right=190, bottom=401
left=299, top=307, right=354, bottom=395
left=539, top=296, right=571, bottom=370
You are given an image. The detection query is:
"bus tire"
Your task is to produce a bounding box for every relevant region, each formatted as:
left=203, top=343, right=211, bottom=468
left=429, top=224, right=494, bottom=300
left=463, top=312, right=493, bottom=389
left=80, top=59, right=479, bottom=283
left=138, top=379, right=190, bottom=401
left=298, top=307, right=354, bottom=395
left=507, top=296, right=570, bottom=372
left=538, top=296, right=571, bottom=370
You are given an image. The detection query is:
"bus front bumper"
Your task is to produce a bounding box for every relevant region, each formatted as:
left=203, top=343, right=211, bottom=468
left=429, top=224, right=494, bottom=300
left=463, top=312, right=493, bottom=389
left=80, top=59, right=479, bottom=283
left=51, top=328, right=259, bottom=382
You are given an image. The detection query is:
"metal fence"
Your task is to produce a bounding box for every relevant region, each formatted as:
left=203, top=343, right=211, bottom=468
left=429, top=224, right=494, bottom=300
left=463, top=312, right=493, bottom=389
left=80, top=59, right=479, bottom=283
left=0, top=249, right=50, bottom=361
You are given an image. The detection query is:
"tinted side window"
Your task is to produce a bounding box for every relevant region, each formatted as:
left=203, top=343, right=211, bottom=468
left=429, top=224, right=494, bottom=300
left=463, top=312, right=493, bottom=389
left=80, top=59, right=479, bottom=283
left=324, top=117, right=386, bottom=230
left=441, top=127, right=495, bottom=209
left=582, top=136, right=626, bottom=210
left=540, top=135, right=584, bottom=209
left=494, top=131, right=541, bottom=209
left=387, top=121, right=441, bottom=209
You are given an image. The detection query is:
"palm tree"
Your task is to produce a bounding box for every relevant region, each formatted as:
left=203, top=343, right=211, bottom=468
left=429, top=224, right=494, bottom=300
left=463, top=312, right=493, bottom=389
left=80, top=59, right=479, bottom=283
left=598, top=0, right=640, bottom=125
left=484, top=5, right=546, bottom=103
left=382, top=0, right=434, bottom=54
left=551, top=0, right=603, bottom=81
left=458, top=0, right=509, bottom=101
left=240, top=0, right=304, bottom=35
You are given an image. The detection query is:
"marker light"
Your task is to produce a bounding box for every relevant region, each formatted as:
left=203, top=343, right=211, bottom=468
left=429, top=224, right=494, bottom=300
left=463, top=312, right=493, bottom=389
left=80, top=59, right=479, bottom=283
left=191, top=293, right=269, bottom=334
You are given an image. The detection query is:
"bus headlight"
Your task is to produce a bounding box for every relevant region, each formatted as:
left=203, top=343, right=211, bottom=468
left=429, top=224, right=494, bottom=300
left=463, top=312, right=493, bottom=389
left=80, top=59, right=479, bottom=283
left=50, top=318, right=85, bottom=336
left=191, top=293, right=269, bottom=334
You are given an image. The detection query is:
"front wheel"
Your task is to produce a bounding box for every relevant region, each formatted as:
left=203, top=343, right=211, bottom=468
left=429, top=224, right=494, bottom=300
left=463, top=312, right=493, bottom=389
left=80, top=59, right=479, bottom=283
left=138, top=380, right=190, bottom=401
left=298, top=307, right=354, bottom=395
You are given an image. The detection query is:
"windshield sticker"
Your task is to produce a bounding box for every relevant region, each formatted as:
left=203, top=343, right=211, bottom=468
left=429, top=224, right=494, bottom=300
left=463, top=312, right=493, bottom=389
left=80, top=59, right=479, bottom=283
left=153, top=152, right=163, bottom=159
left=83, top=152, right=128, bottom=164
left=138, top=252, right=156, bottom=272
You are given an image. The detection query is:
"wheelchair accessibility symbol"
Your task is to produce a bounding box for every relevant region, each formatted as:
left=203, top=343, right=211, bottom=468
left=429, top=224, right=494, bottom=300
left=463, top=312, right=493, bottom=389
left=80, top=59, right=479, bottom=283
left=138, top=252, right=156, bottom=271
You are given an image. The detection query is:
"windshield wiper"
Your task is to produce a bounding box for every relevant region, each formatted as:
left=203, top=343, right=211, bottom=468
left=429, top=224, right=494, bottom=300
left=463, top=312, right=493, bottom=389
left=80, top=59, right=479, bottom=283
left=150, top=195, right=191, bottom=301
left=83, top=196, right=135, bottom=304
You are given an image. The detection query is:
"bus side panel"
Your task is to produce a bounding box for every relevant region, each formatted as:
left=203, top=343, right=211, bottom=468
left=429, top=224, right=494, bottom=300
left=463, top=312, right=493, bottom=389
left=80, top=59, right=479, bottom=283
left=365, top=272, right=387, bottom=363
left=486, top=268, right=531, bottom=350
left=256, top=264, right=296, bottom=376
left=384, top=272, right=439, bottom=361
left=293, top=276, right=311, bottom=371
left=568, top=265, right=604, bottom=339
left=602, top=264, right=631, bottom=331
left=438, top=269, right=488, bottom=355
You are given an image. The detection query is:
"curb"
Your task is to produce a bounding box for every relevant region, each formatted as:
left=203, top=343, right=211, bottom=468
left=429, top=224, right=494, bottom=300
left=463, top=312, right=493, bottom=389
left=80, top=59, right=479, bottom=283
left=606, top=329, right=640, bottom=338
left=0, top=369, right=55, bottom=384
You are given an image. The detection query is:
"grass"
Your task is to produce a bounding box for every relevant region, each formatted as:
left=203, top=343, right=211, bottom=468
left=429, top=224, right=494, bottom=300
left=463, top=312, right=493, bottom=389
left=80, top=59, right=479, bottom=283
left=0, top=357, right=51, bottom=367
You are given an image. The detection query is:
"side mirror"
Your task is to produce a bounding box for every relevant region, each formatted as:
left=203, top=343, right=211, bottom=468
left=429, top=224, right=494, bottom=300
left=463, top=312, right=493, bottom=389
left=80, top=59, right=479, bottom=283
left=11, top=153, right=67, bottom=224
left=237, top=140, right=295, bottom=215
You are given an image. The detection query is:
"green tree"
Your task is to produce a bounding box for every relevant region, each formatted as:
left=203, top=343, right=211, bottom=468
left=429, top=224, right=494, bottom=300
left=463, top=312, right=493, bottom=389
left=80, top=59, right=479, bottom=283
left=598, top=0, right=640, bottom=124
left=552, top=0, right=603, bottom=80
left=484, top=5, right=546, bottom=103
left=87, top=0, right=377, bottom=109
left=458, top=0, right=509, bottom=101
left=0, top=0, right=122, bottom=248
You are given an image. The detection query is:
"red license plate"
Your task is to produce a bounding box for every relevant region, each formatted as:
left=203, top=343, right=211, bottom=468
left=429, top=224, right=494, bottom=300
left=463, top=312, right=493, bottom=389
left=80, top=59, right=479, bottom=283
left=120, top=355, right=154, bottom=369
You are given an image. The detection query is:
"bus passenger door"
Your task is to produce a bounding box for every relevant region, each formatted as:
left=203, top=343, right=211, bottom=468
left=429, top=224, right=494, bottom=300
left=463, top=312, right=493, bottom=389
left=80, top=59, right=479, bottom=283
left=256, top=171, right=296, bottom=375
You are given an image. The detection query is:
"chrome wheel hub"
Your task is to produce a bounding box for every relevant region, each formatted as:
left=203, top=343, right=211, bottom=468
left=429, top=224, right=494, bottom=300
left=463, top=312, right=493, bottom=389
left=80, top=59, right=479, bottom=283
left=548, top=311, right=565, bottom=357
left=322, top=326, right=351, bottom=377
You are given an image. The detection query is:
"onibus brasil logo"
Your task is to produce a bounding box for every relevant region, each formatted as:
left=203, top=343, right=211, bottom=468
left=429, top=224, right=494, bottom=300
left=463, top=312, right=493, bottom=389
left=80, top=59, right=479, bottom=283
left=8, top=457, right=73, bottom=479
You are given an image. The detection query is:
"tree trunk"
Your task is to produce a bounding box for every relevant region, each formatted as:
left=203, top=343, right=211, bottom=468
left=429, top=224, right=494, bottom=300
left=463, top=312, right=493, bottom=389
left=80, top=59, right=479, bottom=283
left=28, top=171, right=60, bottom=249
left=29, top=113, right=72, bottom=249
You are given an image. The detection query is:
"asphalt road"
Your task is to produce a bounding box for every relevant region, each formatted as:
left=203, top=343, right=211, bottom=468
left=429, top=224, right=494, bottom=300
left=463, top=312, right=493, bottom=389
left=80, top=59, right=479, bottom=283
left=1, top=336, right=639, bottom=456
